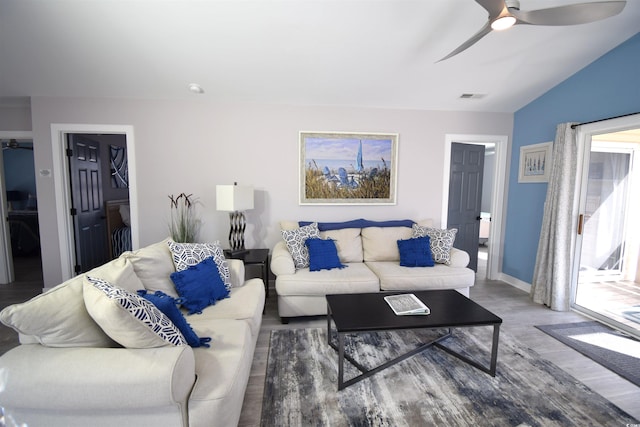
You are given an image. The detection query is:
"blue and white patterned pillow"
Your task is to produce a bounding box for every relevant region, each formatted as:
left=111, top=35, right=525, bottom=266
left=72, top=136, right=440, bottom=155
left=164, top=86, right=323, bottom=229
left=84, top=276, right=187, bottom=348
left=411, top=224, right=458, bottom=265
left=281, top=222, right=321, bottom=269
left=167, top=241, right=231, bottom=289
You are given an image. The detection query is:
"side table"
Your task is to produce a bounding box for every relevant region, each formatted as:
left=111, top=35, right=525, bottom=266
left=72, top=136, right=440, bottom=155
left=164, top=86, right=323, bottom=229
left=224, top=248, right=270, bottom=297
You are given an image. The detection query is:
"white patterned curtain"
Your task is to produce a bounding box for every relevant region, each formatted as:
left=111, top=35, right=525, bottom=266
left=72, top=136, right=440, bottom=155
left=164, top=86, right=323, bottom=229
left=531, top=123, right=579, bottom=311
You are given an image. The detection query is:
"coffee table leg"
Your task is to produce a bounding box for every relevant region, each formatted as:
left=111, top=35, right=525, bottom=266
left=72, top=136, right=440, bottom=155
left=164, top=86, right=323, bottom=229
left=338, top=332, right=345, bottom=390
left=489, top=324, right=500, bottom=376
left=435, top=325, right=500, bottom=377
left=327, top=303, right=331, bottom=345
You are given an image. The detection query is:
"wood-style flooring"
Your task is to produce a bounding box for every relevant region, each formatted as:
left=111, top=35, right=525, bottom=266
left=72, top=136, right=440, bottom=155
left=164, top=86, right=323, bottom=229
left=2, top=254, right=639, bottom=424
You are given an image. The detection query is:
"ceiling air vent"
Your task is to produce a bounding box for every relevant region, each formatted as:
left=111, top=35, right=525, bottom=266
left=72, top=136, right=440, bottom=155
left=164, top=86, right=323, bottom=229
left=460, top=93, right=486, bottom=99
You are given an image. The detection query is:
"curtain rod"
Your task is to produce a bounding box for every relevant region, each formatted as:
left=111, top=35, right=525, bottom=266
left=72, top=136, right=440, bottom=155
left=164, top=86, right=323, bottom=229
left=571, top=111, right=640, bottom=129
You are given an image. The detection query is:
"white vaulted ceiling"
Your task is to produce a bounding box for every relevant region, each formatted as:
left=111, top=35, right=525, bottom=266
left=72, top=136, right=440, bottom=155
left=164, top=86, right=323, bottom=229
left=0, top=0, right=638, bottom=112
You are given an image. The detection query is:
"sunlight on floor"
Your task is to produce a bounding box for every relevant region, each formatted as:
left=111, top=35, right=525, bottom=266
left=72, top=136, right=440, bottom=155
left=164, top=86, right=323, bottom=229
left=570, top=332, right=640, bottom=358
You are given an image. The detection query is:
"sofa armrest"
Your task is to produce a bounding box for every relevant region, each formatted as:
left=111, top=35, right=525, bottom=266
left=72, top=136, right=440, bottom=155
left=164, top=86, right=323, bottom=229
left=270, top=240, right=295, bottom=276
left=449, top=247, right=470, bottom=268
left=0, top=344, right=195, bottom=411
left=227, top=259, right=246, bottom=287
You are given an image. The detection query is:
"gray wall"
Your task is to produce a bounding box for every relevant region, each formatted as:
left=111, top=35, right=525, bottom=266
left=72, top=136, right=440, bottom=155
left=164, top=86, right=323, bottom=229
left=30, top=97, right=513, bottom=287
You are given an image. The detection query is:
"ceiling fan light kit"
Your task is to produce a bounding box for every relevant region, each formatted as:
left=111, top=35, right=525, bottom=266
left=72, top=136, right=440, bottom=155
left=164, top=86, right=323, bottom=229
left=438, top=0, right=627, bottom=62
left=491, top=15, right=516, bottom=31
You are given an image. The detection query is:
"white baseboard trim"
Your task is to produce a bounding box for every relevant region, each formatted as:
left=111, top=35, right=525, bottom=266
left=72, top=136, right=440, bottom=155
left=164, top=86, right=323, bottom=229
left=498, top=273, right=531, bottom=293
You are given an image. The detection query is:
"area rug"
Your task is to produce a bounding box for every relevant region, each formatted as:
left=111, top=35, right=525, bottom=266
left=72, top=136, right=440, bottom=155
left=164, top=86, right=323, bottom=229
left=261, top=327, right=637, bottom=427
left=536, top=321, right=640, bottom=387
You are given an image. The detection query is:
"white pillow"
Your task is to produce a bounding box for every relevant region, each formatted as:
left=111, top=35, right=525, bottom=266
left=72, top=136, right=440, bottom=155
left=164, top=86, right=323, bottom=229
left=412, top=224, right=458, bottom=265
left=362, top=226, right=413, bottom=262
left=166, top=240, right=232, bottom=289
left=83, top=276, right=186, bottom=348
left=321, top=228, right=363, bottom=263
left=281, top=222, right=320, bottom=269
left=123, top=238, right=179, bottom=297
left=0, top=258, right=144, bottom=348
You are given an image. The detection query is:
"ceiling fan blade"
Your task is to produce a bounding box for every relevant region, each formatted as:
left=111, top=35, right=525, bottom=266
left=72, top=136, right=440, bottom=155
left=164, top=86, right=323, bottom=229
left=512, top=1, right=626, bottom=26
left=437, top=21, right=493, bottom=62
left=475, top=0, right=508, bottom=19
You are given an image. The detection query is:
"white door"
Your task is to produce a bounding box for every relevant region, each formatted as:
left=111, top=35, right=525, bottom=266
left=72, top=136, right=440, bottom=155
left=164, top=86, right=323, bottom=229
left=573, top=121, right=640, bottom=338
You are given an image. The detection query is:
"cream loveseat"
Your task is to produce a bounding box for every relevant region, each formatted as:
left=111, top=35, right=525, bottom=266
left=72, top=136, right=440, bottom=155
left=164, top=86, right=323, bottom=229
left=271, top=219, right=475, bottom=322
left=0, top=239, right=265, bottom=427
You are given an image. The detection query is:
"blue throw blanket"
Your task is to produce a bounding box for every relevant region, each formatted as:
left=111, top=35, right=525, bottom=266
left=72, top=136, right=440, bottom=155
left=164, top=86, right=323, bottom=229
left=298, top=219, right=414, bottom=231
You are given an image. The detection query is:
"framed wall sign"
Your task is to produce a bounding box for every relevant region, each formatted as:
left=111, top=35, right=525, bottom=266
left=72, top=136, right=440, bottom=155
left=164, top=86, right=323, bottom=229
left=299, top=131, right=398, bottom=205
left=519, top=142, right=552, bottom=183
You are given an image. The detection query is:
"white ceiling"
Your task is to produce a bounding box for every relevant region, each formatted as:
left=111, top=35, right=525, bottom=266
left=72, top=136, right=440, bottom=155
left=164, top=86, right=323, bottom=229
left=1, top=0, right=638, bottom=113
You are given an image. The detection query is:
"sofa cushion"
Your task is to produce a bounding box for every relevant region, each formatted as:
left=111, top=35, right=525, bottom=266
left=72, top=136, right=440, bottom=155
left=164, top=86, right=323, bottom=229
left=186, top=318, right=255, bottom=427
left=275, top=263, right=379, bottom=296
left=123, top=238, right=179, bottom=298
left=138, top=290, right=211, bottom=348
left=362, top=226, right=413, bottom=261
left=0, top=257, right=143, bottom=348
left=320, top=228, right=363, bottom=263
left=397, top=236, right=435, bottom=267
left=365, top=261, right=475, bottom=291
left=192, top=279, right=265, bottom=336
left=281, top=222, right=320, bottom=269
left=412, top=225, right=458, bottom=265
left=167, top=240, right=231, bottom=289
left=305, top=238, right=346, bottom=271
left=84, top=276, right=187, bottom=348
left=170, top=257, right=230, bottom=315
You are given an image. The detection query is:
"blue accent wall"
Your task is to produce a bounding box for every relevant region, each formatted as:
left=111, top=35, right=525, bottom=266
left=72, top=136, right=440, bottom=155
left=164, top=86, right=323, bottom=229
left=3, top=147, right=37, bottom=210
left=503, top=32, right=640, bottom=283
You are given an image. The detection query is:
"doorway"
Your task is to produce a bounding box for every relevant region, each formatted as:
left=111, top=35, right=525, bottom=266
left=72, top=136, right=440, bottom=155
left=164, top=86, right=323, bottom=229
left=0, top=131, right=42, bottom=286
left=447, top=142, right=485, bottom=272
left=573, top=122, right=640, bottom=338
left=51, top=124, right=138, bottom=284
left=67, top=134, right=131, bottom=273
left=443, top=134, right=508, bottom=280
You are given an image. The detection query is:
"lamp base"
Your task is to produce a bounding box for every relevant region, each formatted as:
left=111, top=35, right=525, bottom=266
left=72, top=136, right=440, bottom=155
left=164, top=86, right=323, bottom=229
left=228, top=211, right=247, bottom=252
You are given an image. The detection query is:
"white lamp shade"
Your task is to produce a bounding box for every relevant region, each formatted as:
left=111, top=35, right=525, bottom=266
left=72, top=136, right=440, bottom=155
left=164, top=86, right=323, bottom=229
left=216, top=185, right=254, bottom=212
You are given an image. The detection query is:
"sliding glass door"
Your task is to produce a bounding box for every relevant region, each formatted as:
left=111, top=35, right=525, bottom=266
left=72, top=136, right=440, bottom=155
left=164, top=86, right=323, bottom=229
left=573, top=124, right=640, bottom=338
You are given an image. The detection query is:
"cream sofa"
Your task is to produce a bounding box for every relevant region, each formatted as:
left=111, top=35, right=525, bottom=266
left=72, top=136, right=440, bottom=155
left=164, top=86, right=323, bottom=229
left=271, top=220, right=474, bottom=322
left=0, top=239, right=265, bottom=427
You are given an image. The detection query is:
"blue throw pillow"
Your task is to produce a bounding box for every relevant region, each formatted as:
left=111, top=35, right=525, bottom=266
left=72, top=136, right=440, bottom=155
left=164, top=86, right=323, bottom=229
left=305, top=238, right=347, bottom=272
left=397, top=236, right=435, bottom=267
left=137, top=290, right=212, bottom=348
left=170, top=257, right=230, bottom=314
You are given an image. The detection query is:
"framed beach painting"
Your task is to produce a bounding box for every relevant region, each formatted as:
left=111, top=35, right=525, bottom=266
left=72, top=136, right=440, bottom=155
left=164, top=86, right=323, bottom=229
left=299, top=131, right=398, bottom=205
left=519, top=142, right=552, bottom=183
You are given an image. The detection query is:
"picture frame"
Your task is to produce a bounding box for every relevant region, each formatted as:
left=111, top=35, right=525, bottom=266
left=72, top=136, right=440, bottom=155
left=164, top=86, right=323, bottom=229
left=518, top=142, right=552, bottom=183
left=299, top=131, right=398, bottom=205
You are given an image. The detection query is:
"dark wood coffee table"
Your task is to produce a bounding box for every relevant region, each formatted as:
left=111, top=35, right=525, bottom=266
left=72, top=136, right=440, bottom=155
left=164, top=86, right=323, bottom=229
left=326, top=290, right=502, bottom=390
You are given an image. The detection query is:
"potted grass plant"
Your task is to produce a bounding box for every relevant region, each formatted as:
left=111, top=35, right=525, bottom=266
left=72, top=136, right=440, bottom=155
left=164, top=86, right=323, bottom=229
left=168, top=193, right=200, bottom=243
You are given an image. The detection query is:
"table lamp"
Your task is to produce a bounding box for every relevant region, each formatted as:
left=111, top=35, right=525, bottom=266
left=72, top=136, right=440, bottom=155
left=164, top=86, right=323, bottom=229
left=216, top=183, right=254, bottom=255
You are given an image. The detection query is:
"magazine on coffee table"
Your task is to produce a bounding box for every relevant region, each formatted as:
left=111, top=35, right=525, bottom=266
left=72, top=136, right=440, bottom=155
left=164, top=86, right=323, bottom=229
left=384, top=293, right=430, bottom=316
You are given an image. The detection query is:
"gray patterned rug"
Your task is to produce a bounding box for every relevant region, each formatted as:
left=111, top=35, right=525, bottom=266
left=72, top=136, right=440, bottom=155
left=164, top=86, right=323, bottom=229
left=261, top=327, right=637, bottom=427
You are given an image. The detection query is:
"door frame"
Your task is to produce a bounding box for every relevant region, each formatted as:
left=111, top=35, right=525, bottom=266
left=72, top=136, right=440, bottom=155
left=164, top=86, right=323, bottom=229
left=0, top=130, right=34, bottom=284
left=572, top=114, right=640, bottom=314
left=442, top=134, right=509, bottom=280
left=51, top=124, right=138, bottom=281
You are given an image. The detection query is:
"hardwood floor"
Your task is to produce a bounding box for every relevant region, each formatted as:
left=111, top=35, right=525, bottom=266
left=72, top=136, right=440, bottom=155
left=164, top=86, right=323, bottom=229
left=1, top=254, right=638, bottom=424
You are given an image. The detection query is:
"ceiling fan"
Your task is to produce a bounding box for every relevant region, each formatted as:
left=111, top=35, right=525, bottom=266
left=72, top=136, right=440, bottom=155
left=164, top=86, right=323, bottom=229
left=2, top=139, right=33, bottom=151
left=438, top=0, right=627, bottom=62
